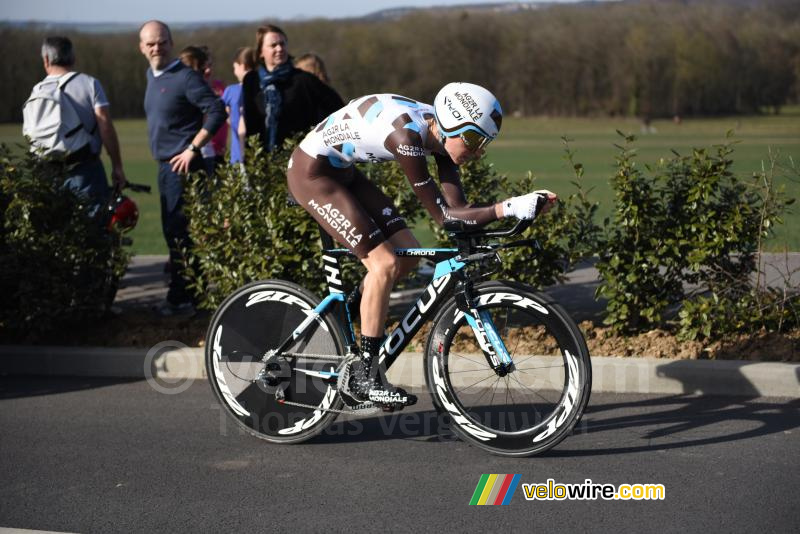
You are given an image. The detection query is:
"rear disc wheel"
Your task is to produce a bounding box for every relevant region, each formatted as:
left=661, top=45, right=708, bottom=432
left=205, top=280, right=346, bottom=444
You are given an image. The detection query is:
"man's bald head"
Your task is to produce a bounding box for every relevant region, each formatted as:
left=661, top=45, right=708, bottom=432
left=139, top=20, right=174, bottom=71
left=139, top=20, right=172, bottom=42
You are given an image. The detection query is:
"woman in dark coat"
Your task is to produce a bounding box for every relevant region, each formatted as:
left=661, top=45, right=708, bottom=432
left=242, top=24, right=343, bottom=153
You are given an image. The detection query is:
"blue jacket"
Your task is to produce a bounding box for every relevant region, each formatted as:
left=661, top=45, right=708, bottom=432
left=144, top=61, right=227, bottom=161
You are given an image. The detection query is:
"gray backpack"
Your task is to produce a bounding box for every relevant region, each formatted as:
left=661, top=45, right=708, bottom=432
left=22, top=72, right=95, bottom=157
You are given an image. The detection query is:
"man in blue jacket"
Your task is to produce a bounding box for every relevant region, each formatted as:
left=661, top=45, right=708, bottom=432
left=139, top=20, right=227, bottom=316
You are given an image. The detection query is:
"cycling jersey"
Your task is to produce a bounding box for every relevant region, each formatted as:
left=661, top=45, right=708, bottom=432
left=289, top=93, right=498, bottom=257
left=299, top=94, right=436, bottom=167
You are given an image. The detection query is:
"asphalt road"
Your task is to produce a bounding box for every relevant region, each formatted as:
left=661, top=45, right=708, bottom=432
left=1, top=377, right=798, bottom=533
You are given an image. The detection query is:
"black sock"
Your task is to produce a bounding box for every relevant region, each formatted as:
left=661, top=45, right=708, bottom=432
left=360, top=334, right=383, bottom=364
left=360, top=334, right=387, bottom=386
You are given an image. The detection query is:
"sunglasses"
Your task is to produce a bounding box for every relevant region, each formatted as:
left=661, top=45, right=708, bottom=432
left=459, top=128, right=493, bottom=152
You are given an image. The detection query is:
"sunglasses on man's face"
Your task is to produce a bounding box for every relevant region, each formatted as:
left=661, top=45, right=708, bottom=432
left=459, top=128, right=493, bottom=152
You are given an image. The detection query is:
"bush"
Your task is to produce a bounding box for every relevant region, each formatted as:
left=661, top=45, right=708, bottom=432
left=676, top=152, right=799, bottom=340
left=185, top=139, right=601, bottom=309
left=428, top=142, right=600, bottom=288
left=596, top=132, right=797, bottom=339
left=0, top=145, right=128, bottom=341
left=183, top=137, right=326, bottom=309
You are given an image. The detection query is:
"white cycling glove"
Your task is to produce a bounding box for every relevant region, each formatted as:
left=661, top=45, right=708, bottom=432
left=501, top=190, right=554, bottom=220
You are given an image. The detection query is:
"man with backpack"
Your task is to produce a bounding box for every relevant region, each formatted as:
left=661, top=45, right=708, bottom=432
left=23, top=36, right=127, bottom=217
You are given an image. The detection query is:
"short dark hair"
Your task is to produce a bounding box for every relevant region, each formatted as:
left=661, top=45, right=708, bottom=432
left=41, top=36, right=75, bottom=67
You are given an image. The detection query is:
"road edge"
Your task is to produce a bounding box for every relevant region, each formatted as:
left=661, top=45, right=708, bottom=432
left=1, top=346, right=798, bottom=398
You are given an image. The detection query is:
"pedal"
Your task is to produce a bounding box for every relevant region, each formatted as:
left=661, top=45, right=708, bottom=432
left=348, top=402, right=380, bottom=415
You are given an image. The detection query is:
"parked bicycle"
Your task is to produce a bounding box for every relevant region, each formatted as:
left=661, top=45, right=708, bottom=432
left=206, top=216, right=591, bottom=457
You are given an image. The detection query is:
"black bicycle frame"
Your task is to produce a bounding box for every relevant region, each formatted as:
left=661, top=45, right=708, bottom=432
left=270, top=225, right=517, bottom=376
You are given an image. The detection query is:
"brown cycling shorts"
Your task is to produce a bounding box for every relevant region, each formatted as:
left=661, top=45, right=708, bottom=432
left=286, top=148, right=409, bottom=258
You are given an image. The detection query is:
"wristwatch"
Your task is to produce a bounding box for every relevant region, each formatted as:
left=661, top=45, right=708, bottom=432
left=188, top=143, right=201, bottom=154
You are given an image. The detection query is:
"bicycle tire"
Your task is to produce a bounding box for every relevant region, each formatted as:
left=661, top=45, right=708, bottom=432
left=424, top=280, right=591, bottom=457
left=205, top=279, right=346, bottom=444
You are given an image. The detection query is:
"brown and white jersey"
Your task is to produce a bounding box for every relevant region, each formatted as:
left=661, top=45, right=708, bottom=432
left=296, top=93, right=498, bottom=229
left=299, top=93, right=435, bottom=167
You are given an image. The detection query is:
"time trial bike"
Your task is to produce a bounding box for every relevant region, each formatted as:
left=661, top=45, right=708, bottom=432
left=205, top=215, right=591, bottom=457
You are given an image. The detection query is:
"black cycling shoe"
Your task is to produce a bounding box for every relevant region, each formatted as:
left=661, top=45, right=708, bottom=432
left=349, top=359, right=417, bottom=409
left=349, top=334, right=417, bottom=409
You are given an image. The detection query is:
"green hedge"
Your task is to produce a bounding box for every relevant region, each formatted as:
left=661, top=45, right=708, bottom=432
left=427, top=142, right=600, bottom=289
left=184, top=138, right=599, bottom=309
left=596, top=132, right=798, bottom=339
left=183, top=138, right=328, bottom=308
left=184, top=135, right=796, bottom=342
left=0, top=145, right=128, bottom=341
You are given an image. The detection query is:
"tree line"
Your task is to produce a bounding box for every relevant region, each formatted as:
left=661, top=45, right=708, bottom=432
left=1, top=0, right=798, bottom=123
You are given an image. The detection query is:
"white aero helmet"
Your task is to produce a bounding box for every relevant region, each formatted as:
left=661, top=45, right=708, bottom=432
left=433, top=82, right=503, bottom=151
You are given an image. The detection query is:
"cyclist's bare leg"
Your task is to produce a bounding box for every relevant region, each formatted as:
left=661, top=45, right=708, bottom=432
left=359, top=229, right=421, bottom=336
left=355, top=235, right=417, bottom=406
left=360, top=242, right=400, bottom=337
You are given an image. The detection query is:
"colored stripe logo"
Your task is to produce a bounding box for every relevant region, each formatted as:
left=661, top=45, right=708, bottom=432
left=469, top=474, right=521, bottom=505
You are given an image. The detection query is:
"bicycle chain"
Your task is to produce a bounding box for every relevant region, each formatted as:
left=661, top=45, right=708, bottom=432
left=276, top=352, right=346, bottom=362
left=275, top=353, right=380, bottom=415
left=278, top=398, right=379, bottom=415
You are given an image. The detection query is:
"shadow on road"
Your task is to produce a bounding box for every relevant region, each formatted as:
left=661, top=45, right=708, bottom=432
left=309, top=394, right=800, bottom=457
left=311, top=409, right=451, bottom=445
left=553, top=394, right=800, bottom=456
left=0, top=376, right=144, bottom=400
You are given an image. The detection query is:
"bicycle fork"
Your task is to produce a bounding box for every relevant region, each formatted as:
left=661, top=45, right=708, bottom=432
left=455, top=279, right=515, bottom=377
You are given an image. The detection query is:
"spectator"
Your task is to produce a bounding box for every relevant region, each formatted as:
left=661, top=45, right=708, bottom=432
left=23, top=36, right=127, bottom=218
left=177, top=44, right=208, bottom=72
left=222, top=47, right=255, bottom=164
left=295, top=53, right=331, bottom=85
left=179, top=45, right=228, bottom=175
left=200, top=46, right=228, bottom=173
left=139, top=20, right=227, bottom=316
left=242, top=24, right=343, bottom=152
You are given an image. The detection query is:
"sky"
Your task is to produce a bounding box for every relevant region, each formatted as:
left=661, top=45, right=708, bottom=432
left=3, top=0, right=591, bottom=24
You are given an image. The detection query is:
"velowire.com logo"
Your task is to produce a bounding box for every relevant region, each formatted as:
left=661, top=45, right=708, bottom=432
left=469, top=474, right=521, bottom=505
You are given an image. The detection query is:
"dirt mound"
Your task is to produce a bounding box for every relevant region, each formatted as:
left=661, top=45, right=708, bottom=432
left=13, top=310, right=799, bottom=362
left=581, top=322, right=799, bottom=361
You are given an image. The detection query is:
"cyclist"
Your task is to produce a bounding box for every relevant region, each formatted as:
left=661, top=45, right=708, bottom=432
left=287, top=82, right=556, bottom=408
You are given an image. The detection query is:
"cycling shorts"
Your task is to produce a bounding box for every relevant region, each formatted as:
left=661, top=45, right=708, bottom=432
left=286, top=148, right=409, bottom=258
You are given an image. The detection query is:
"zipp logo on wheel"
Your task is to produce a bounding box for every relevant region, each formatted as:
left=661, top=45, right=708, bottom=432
left=469, top=474, right=521, bottom=505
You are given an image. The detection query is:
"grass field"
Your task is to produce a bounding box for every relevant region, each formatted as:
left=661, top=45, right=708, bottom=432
left=2, top=110, right=798, bottom=254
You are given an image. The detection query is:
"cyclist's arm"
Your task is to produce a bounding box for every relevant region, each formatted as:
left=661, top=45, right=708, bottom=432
left=385, top=131, right=498, bottom=226
left=432, top=152, right=468, bottom=208
left=433, top=148, right=559, bottom=222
